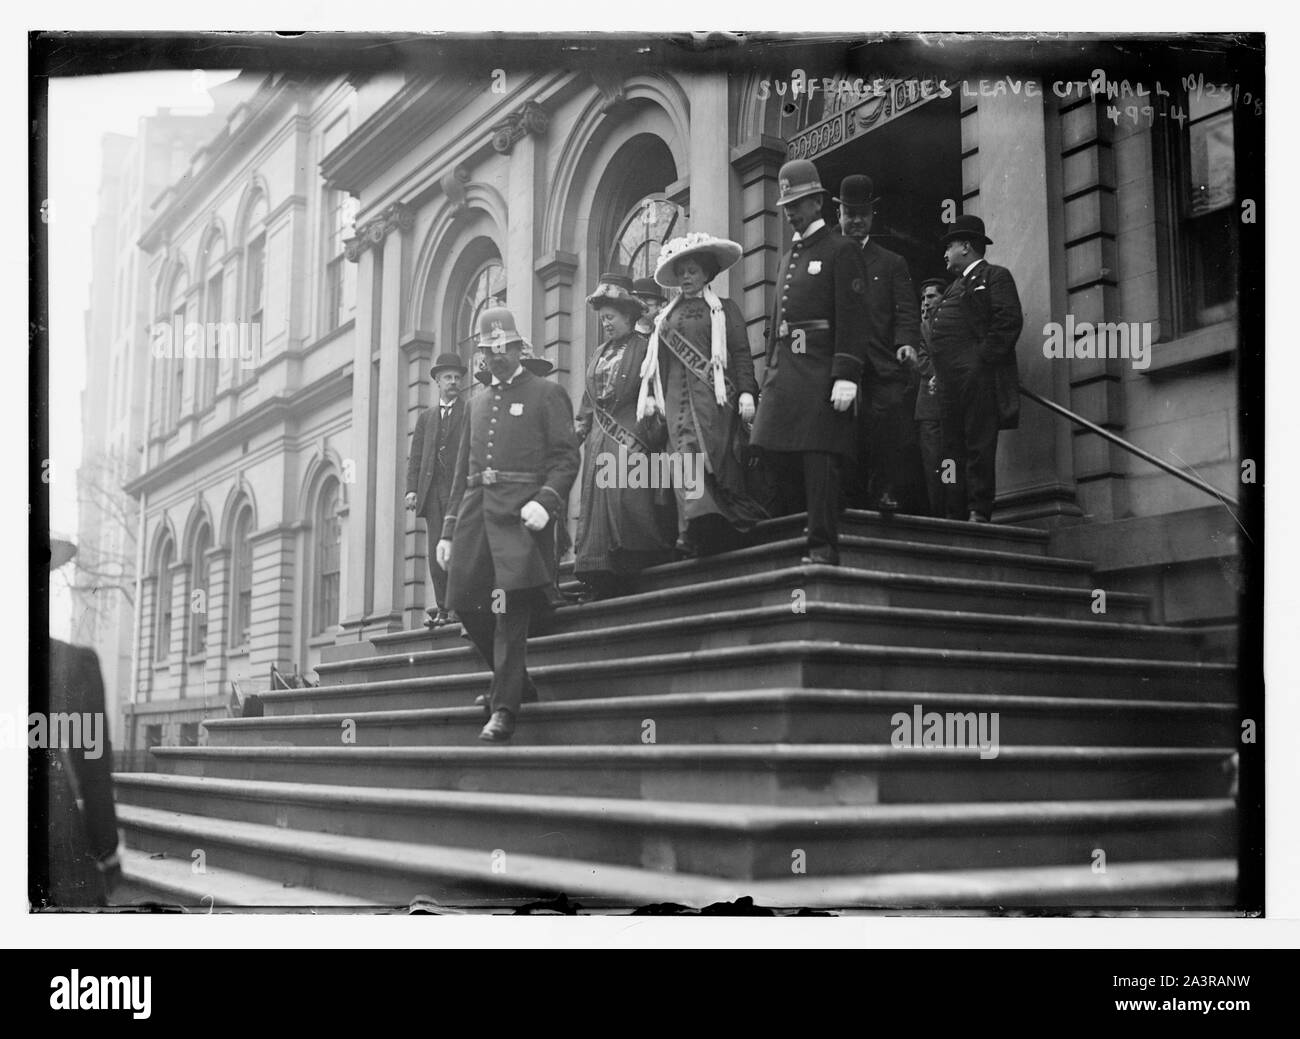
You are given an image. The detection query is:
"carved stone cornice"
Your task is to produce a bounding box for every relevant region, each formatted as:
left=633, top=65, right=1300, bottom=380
left=489, top=100, right=550, bottom=154
left=344, top=202, right=414, bottom=262
left=590, top=70, right=628, bottom=114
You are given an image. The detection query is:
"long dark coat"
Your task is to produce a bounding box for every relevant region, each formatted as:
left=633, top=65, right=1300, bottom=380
left=406, top=396, right=467, bottom=532
left=441, top=367, right=580, bottom=608
left=574, top=330, right=677, bottom=575
left=750, top=223, right=878, bottom=458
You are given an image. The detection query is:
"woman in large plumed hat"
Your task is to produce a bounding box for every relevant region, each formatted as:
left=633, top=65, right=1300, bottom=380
left=636, top=233, right=768, bottom=556
left=572, top=272, right=677, bottom=599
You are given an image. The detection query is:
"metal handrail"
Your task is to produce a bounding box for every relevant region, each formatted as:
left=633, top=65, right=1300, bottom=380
left=1019, top=386, right=1241, bottom=509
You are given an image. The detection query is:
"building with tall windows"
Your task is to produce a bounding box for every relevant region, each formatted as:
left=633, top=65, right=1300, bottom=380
left=74, top=107, right=232, bottom=749
left=319, top=55, right=1244, bottom=648
left=119, top=47, right=1247, bottom=756
left=122, top=71, right=358, bottom=758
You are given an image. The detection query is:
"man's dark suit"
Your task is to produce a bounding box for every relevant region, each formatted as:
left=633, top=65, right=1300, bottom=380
left=406, top=397, right=466, bottom=610
left=852, top=238, right=920, bottom=507
left=441, top=365, right=579, bottom=717
left=927, top=257, right=1023, bottom=519
left=750, top=221, right=876, bottom=560
left=30, top=639, right=119, bottom=908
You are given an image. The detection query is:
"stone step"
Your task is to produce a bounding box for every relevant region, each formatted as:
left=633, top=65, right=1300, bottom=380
left=115, top=805, right=1234, bottom=909
left=759, top=509, right=1054, bottom=556
left=274, top=641, right=1236, bottom=716
left=203, top=689, right=1236, bottom=750
left=113, top=847, right=377, bottom=909
left=151, top=744, right=1235, bottom=806
left=591, top=534, right=1097, bottom=594
left=322, top=603, right=1207, bottom=687
left=113, top=773, right=1235, bottom=880
left=343, top=566, right=1152, bottom=669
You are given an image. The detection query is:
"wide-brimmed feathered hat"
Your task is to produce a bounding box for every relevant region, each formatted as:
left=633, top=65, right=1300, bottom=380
left=653, top=233, right=743, bottom=288
left=586, top=272, right=645, bottom=318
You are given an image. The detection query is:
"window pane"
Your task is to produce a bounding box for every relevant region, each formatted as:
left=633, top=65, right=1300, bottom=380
left=1188, top=83, right=1233, bottom=123
left=1188, top=111, right=1235, bottom=217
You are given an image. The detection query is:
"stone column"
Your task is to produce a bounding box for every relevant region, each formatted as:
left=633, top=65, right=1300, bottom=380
left=204, top=546, right=230, bottom=694
left=248, top=521, right=300, bottom=681
left=963, top=84, right=1082, bottom=526
left=730, top=134, right=787, bottom=379
left=368, top=206, right=414, bottom=636
left=686, top=73, right=733, bottom=296
left=339, top=234, right=379, bottom=642
left=400, top=332, right=436, bottom=627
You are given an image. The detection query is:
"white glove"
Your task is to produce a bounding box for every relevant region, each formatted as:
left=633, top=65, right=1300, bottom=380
left=830, top=379, right=858, bottom=412
left=896, top=345, right=917, bottom=366
left=520, top=500, right=550, bottom=531
left=738, top=392, right=755, bottom=423
left=435, top=538, right=452, bottom=569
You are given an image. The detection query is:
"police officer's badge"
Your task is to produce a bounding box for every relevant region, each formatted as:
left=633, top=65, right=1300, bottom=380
left=807, top=260, right=822, bottom=275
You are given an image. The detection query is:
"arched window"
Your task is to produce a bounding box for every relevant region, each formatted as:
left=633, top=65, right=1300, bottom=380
left=229, top=505, right=254, bottom=649
left=154, top=536, right=175, bottom=662
left=238, top=193, right=269, bottom=386
left=312, top=477, right=342, bottom=635
left=455, top=254, right=507, bottom=358
left=198, top=232, right=225, bottom=411
left=188, top=522, right=212, bottom=655
left=161, top=271, right=188, bottom=430
left=607, top=194, right=685, bottom=281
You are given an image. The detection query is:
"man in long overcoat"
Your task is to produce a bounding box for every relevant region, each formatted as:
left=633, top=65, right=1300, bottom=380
left=436, top=307, right=580, bottom=742
left=750, top=159, right=878, bottom=564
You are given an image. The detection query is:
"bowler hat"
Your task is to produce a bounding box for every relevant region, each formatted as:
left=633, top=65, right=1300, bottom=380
left=430, top=351, right=467, bottom=377
left=775, top=159, right=827, bottom=207
left=941, top=214, right=993, bottom=247
left=833, top=174, right=876, bottom=208
left=476, top=306, right=528, bottom=351
left=632, top=277, right=667, bottom=303
left=587, top=272, right=645, bottom=317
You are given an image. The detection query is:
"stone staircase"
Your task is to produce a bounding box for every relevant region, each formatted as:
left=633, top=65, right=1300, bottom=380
left=111, top=510, right=1239, bottom=911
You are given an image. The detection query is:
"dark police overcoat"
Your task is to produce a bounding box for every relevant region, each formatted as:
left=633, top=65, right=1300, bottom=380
left=441, top=366, right=580, bottom=608
left=750, top=222, right=877, bottom=458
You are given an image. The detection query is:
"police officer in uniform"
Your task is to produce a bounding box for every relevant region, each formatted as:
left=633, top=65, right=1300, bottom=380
left=406, top=352, right=468, bottom=627
left=926, top=215, right=1023, bottom=522
left=435, top=307, right=580, bottom=742
left=750, top=159, right=876, bottom=565
left=835, top=174, right=921, bottom=512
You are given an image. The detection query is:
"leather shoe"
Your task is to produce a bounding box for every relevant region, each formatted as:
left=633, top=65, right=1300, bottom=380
left=967, top=511, right=990, bottom=524
left=478, top=709, right=516, bottom=743
left=874, top=491, right=900, bottom=513
left=800, top=551, right=840, bottom=566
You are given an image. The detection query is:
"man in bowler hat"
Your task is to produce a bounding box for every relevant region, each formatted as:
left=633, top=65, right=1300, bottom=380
left=406, top=352, right=468, bottom=627
left=926, top=215, right=1023, bottom=522
left=435, top=307, right=580, bottom=742
left=835, top=174, right=921, bottom=513
left=750, top=159, right=876, bottom=564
